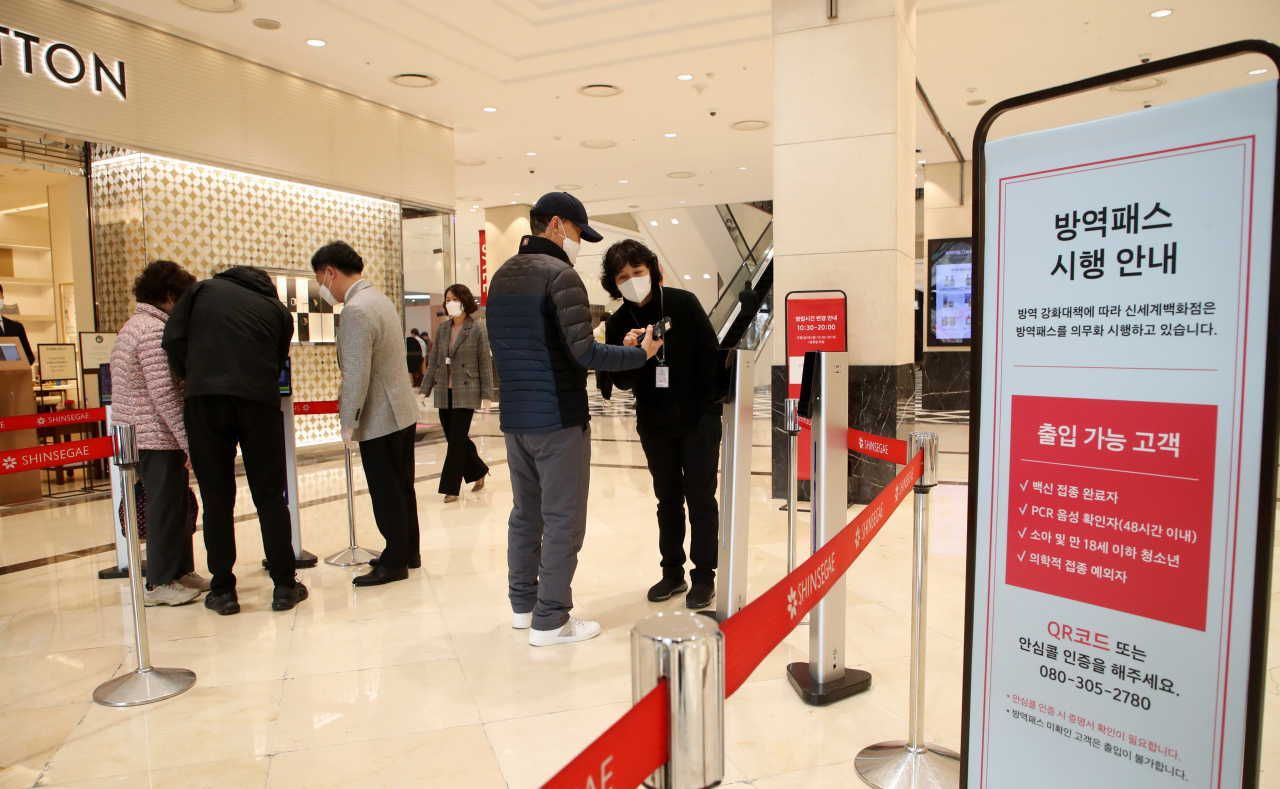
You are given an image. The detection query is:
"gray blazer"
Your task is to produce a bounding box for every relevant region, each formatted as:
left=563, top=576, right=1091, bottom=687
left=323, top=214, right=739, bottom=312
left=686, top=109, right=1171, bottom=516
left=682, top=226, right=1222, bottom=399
left=420, top=315, right=494, bottom=411
left=336, top=280, right=419, bottom=441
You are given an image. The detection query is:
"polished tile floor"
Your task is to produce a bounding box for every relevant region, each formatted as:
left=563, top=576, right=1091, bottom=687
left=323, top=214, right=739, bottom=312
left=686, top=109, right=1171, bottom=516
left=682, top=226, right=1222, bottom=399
left=2, top=402, right=1279, bottom=788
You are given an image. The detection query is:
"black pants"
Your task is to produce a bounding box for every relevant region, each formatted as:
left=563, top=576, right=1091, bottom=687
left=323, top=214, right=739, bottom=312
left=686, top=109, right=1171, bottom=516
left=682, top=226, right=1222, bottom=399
left=359, top=423, right=420, bottom=568
left=185, top=395, right=296, bottom=594
left=137, top=449, right=194, bottom=587
left=636, top=417, right=721, bottom=586
left=438, top=391, right=489, bottom=496
left=596, top=369, right=612, bottom=400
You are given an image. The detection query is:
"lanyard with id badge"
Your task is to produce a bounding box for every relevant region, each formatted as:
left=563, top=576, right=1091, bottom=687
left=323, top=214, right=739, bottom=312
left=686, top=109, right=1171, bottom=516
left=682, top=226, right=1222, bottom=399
left=633, top=286, right=672, bottom=388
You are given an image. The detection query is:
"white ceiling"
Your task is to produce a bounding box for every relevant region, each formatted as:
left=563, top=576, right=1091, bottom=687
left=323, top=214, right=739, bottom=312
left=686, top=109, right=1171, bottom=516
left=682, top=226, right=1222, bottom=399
left=84, top=0, right=1277, bottom=215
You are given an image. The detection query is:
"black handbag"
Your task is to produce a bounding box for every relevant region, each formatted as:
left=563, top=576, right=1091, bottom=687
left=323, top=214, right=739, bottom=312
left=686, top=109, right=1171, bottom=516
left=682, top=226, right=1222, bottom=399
left=118, top=480, right=198, bottom=540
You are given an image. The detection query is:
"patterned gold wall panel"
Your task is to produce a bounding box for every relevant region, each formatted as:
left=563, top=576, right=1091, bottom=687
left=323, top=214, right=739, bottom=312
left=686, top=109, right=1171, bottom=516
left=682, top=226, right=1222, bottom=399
left=91, top=153, right=403, bottom=446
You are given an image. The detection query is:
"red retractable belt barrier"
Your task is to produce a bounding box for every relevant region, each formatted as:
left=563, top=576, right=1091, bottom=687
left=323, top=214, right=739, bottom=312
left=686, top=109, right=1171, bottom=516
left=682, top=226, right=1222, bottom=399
left=537, top=449, right=923, bottom=789
left=0, top=408, right=107, bottom=432
left=796, top=416, right=910, bottom=465
left=293, top=400, right=339, bottom=415
left=538, top=680, right=668, bottom=789
left=0, top=436, right=114, bottom=475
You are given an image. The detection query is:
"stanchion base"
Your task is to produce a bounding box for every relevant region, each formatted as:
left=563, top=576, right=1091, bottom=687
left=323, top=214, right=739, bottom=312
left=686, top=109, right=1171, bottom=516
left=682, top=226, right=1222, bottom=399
left=93, top=667, right=196, bottom=707
left=786, top=662, right=871, bottom=706
left=262, top=550, right=319, bottom=571
left=324, top=545, right=381, bottom=567
left=98, top=562, right=145, bottom=581
left=854, top=741, right=960, bottom=789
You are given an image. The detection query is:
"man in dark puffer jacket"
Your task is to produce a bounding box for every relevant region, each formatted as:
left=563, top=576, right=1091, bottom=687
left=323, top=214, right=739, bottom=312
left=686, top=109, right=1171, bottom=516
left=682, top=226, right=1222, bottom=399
left=488, top=192, right=663, bottom=647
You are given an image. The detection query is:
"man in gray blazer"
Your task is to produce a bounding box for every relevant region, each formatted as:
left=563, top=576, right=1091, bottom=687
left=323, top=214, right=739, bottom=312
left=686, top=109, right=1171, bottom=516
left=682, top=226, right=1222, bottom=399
left=312, top=241, right=421, bottom=586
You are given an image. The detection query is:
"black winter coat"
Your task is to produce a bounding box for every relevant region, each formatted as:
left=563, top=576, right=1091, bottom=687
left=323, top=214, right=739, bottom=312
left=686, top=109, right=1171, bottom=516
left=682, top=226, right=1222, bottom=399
left=162, top=266, right=293, bottom=406
left=487, top=235, right=647, bottom=433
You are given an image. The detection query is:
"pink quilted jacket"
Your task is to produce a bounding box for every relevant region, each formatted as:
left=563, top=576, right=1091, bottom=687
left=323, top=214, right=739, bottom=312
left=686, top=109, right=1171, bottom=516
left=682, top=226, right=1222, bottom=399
left=110, top=303, right=188, bottom=452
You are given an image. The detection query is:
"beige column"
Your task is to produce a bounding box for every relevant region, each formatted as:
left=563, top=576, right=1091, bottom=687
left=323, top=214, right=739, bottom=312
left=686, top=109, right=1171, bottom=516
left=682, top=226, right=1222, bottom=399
left=484, top=204, right=532, bottom=271
left=772, top=0, right=918, bottom=503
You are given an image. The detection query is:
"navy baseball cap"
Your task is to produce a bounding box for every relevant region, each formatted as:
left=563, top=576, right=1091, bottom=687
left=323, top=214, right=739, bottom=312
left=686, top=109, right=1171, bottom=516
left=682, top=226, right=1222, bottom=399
left=532, top=192, right=602, bottom=243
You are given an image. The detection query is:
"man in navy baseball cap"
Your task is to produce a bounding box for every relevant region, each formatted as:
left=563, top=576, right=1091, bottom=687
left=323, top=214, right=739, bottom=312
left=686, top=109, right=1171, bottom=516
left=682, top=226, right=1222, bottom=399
left=531, top=191, right=603, bottom=246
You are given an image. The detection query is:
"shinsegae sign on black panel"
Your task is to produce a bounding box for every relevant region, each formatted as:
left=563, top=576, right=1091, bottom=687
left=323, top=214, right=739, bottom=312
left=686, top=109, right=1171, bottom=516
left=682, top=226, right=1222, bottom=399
left=0, top=25, right=126, bottom=99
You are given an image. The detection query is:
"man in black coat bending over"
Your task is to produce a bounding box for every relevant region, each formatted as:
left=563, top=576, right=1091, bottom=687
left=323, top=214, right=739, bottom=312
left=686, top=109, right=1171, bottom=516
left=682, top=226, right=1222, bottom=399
left=487, top=192, right=663, bottom=647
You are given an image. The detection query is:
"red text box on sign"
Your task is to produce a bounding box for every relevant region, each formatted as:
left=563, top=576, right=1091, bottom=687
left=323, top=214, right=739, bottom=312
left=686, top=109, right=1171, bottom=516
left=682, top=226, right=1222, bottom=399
left=1006, top=395, right=1216, bottom=631
left=787, top=297, right=846, bottom=480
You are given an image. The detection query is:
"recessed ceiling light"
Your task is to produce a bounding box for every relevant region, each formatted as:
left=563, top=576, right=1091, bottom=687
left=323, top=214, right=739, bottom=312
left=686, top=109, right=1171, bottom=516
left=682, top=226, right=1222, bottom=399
left=306, top=39, right=326, bottom=47
left=1110, top=77, right=1166, bottom=92
left=470, top=208, right=476, bottom=212
left=650, top=220, right=658, bottom=226
left=677, top=74, right=693, bottom=81
left=918, top=159, right=927, bottom=164
left=731, top=120, right=769, bottom=131
left=526, top=152, right=537, bottom=156
left=556, top=184, right=582, bottom=191
left=738, top=166, right=748, bottom=171
left=665, top=133, right=678, bottom=138
left=179, top=0, right=241, bottom=11
left=510, top=201, right=517, bottom=204
left=683, top=274, right=691, bottom=280
left=667, top=172, right=695, bottom=179
left=581, top=139, right=616, bottom=149
left=482, top=107, right=498, bottom=112
left=578, top=84, right=623, bottom=97
left=1150, top=9, right=1173, bottom=17
left=966, top=99, right=988, bottom=106
left=679, top=200, right=686, bottom=204
left=455, top=158, right=486, bottom=166
left=252, top=18, right=280, bottom=30
left=671, top=219, right=679, bottom=225
left=1250, top=68, right=1269, bottom=75
left=703, top=274, right=711, bottom=279
left=514, top=193, right=521, bottom=196
left=391, top=73, right=438, bottom=88
left=618, top=180, right=629, bottom=183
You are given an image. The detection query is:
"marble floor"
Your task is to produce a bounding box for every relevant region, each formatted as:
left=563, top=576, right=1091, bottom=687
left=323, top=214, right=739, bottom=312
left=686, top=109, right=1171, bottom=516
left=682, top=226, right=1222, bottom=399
left=2, top=399, right=1279, bottom=788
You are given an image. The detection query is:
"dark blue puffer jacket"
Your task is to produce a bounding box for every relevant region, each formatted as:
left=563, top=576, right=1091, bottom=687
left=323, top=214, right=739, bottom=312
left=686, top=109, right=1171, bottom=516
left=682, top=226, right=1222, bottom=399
left=488, top=235, right=647, bottom=434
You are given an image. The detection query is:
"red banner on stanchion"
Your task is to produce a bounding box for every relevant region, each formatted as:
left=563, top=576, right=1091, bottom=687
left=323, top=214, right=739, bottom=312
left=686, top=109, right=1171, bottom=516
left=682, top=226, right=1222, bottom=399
left=293, top=400, right=339, bottom=415
left=0, top=436, right=114, bottom=475
left=538, top=681, right=668, bottom=789
left=719, top=451, right=921, bottom=695
left=0, top=408, right=107, bottom=432
left=796, top=416, right=910, bottom=465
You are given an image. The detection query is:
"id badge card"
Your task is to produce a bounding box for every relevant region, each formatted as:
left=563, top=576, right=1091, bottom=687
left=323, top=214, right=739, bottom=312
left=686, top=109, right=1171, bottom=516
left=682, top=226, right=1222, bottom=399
left=655, top=365, right=670, bottom=388
left=445, top=357, right=451, bottom=365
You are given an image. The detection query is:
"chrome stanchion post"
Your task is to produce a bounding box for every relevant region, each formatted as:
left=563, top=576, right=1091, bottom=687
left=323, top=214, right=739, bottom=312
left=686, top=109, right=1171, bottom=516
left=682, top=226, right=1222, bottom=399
left=784, top=398, right=808, bottom=627
left=632, top=612, right=725, bottom=789
left=854, top=431, right=960, bottom=789
left=787, top=351, right=870, bottom=705
left=324, top=446, right=381, bottom=567
left=93, top=424, right=197, bottom=707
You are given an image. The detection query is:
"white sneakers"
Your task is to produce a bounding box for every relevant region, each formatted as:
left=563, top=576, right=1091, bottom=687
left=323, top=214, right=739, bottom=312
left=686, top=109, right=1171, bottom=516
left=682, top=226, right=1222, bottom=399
left=529, top=616, right=601, bottom=647
left=512, top=612, right=532, bottom=629
left=144, top=582, right=200, bottom=607
left=177, top=572, right=211, bottom=592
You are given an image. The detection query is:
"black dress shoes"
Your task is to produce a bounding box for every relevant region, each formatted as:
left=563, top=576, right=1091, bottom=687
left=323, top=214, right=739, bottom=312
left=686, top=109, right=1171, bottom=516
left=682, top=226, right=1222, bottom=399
left=272, top=581, right=309, bottom=611
left=204, top=591, right=240, bottom=616
left=647, top=577, right=689, bottom=602
left=370, top=554, right=421, bottom=570
left=353, top=564, right=409, bottom=586
left=685, top=583, right=715, bottom=610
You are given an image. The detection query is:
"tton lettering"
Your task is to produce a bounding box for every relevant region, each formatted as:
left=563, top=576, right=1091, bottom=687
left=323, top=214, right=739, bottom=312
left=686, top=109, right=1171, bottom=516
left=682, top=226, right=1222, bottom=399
left=0, top=26, right=126, bottom=99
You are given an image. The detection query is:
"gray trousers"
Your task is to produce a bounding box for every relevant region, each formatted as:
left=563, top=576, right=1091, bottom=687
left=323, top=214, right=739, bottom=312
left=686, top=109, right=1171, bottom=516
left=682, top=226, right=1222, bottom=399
left=506, top=423, right=591, bottom=630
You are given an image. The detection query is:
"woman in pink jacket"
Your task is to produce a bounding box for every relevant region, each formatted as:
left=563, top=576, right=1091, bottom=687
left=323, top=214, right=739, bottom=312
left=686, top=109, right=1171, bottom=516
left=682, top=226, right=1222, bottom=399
left=109, top=260, right=205, bottom=606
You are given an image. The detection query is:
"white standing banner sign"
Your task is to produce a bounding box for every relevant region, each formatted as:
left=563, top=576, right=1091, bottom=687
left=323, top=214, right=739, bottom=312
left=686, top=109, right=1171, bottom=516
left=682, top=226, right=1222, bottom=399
left=965, top=67, right=1278, bottom=789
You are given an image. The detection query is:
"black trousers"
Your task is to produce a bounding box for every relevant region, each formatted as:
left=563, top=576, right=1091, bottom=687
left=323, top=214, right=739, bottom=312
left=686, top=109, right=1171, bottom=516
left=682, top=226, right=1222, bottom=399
left=137, top=448, right=194, bottom=587
left=438, top=391, right=489, bottom=496
left=359, top=423, right=420, bottom=568
left=185, top=395, right=296, bottom=594
left=596, top=369, right=613, bottom=400
left=636, top=417, right=721, bottom=586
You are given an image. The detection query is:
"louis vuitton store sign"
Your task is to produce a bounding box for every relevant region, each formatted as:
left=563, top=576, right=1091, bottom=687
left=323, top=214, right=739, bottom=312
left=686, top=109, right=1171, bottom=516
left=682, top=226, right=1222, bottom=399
left=0, top=23, right=127, bottom=99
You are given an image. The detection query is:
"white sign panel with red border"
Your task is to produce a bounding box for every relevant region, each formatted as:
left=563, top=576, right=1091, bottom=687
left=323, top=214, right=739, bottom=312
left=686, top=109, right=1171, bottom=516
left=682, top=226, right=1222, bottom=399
left=965, top=78, right=1277, bottom=788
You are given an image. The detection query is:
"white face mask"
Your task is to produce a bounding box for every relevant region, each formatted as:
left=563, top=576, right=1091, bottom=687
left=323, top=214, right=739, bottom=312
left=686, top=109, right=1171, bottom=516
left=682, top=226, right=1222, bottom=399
left=619, top=275, right=651, bottom=304
left=555, top=220, right=581, bottom=265
left=445, top=301, right=464, bottom=317
left=318, top=269, right=339, bottom=306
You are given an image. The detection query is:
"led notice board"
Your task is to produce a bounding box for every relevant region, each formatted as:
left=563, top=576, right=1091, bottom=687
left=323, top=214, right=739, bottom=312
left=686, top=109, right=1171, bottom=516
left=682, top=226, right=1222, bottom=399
left=962, top=43, right=1280, bottom=789
left=928, top=237, right=973, bottom=346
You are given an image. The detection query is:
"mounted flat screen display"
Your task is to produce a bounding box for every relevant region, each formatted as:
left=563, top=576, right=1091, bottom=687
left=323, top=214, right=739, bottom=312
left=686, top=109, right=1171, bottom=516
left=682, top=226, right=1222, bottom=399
left=928, top=237, right=973, bottom=346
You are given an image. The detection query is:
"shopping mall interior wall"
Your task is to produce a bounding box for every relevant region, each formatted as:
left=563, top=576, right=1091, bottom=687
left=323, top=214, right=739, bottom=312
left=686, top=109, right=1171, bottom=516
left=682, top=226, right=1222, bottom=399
left=91, top=153, right=403, bottom=445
